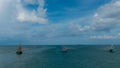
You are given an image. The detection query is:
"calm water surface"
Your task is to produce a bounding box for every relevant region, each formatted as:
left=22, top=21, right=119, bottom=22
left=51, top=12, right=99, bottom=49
left=0, top=45, right=120, bottom=68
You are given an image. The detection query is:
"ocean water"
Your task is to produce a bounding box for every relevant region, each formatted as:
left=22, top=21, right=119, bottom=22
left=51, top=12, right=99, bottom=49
left=0, top=45, right=120, bottom=68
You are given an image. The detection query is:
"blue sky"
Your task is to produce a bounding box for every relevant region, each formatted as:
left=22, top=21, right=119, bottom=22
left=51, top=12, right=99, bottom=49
left=1, top=0, right=120, bottom=45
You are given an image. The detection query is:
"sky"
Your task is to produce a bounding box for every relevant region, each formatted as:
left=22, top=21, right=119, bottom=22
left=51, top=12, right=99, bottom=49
left=0, top=0, right=120, bottom=45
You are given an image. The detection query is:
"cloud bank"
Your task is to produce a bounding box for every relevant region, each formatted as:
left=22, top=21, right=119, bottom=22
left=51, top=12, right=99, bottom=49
left=91, top=0, right=120, bottom=31
left=0, top=0, right=48, bottom=44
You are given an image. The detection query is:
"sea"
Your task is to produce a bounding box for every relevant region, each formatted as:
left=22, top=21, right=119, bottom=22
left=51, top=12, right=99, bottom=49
left=0, top=45, right=120, bottom=68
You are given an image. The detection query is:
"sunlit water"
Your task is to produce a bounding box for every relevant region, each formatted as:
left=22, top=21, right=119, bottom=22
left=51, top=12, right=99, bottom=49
left=0, top=45, right=120, bottom=68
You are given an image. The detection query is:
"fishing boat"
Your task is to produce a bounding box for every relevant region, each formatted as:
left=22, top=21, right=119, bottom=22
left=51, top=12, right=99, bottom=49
left=61, top=46, right=69, bottom=53
left=109, top=44, right=115, bottom=53
left=16, top=44, right=23, bottom=55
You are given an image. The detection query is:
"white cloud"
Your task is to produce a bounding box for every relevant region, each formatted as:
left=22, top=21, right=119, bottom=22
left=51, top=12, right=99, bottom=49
left=0, top=0, right=48, bottom=43
left=16, top=0, right=47, bottom=24
left=90, top=35, right=118, bottom=39
left=68, top=23, right=90, bottom=32
left=91, top=0, right=120, bottom=31
left=16, top=10, right=47, bottom=24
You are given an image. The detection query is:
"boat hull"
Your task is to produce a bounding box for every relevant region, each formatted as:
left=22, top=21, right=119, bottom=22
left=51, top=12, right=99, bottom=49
left=16, top=51, right=23, bottom=55
left=109, top=49, right=114, bottom=53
